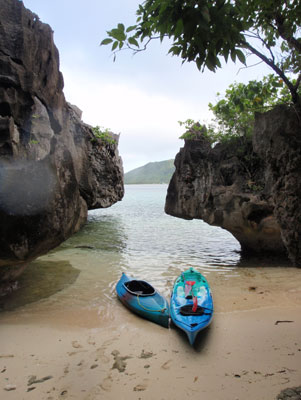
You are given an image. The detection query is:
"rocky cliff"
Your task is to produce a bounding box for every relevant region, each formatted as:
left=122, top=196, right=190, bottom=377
left=253, top=106, right=301, bottom=266
left=0, top=0, right=124, bottom=283
left=165, top=106, right=301, bottom=266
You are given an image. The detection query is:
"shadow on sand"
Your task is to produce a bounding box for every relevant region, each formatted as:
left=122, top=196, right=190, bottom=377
left=0, top=259, right=80, bottom=312
left=170, top=320, right=213, bottom=352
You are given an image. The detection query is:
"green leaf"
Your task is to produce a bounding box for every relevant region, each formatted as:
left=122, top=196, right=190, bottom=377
left=126, top=25, right=137, bottom=33
left=174, top=19, right=183, bottom=37
left=100, top=38, right=113, bottom=46
left=196, top=57, right=203, bottom=71
left=110, top=28, right=126, bottom=41
left=215, top=57, right=222, bottom=68
left=168, top=45, right=181, bottom=56
left=206, top=58, right=216, bottom=72
left=118, top=23, right=125, bottom=32
left=236, top=49, right=246, bottom=64
left=223, top=50, right=229, bottom=63
left=112, top=41, right=118, bottom=51
left=230, top=49, right=236, bottom=63
left=128, top=37, right=139, bottom=47
left=159, top=2, right=169, bottom=16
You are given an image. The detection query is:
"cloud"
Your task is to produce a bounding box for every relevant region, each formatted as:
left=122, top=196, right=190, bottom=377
left=62, top=69, right=213, bottom=171
left=23, top=0, right=273, bottom=173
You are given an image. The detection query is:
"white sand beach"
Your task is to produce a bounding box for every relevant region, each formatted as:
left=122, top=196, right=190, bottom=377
left=1, top=269, right=300, bottom=400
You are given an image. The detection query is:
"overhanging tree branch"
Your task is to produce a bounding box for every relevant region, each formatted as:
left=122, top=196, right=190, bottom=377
left=101, top=0, right=301, bottom=106
left=241, top=40, right=299, bottom=104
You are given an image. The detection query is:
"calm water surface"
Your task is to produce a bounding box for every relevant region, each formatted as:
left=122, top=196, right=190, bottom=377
left=1, top=184, right=294, bottom=313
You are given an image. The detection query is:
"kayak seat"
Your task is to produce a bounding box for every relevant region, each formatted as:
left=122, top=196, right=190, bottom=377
left=180, top=305, right=205, bottom=316
left=124, top=280, right=156, bottom=296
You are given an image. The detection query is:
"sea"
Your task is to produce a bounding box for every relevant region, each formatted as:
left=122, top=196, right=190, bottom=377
left=0, top=184, right=296, bottom=316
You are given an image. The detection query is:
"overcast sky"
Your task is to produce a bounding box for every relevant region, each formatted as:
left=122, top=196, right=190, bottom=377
left=22, top=0, right=271, bottom=172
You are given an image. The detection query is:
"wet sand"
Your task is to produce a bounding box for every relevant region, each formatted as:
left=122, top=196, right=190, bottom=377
left=1, top=271, right=301, bottom=400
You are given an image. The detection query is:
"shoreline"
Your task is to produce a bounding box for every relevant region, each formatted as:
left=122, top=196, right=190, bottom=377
left=1, top=261, right=301, bottom=399
left=1, top=302, right=300, bottom=399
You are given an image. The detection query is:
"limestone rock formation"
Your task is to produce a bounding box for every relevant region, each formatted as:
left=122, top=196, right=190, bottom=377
left=253, top=105, right=301, bottom=267
left=0, top=0, right=124, bottom=282
left=165, top=107, right=301, bottom=266
left=165, top=133, right=285, bottom=256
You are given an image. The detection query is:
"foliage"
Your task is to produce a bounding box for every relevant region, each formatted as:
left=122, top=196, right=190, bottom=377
left=178, top=119, right=225, bottom=144
left=101, top=0, right=301, bottom=105
left=208, top=74, right=299, bottom=138
left=178, top=121, right=210, bottom=140
left=91, top=126, right=116, bottom=145
left=179, top=74, right=299, bottom=143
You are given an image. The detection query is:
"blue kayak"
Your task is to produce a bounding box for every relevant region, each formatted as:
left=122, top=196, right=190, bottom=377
left=116, top=273, right=170, bottom=328
left=170, top=267, right=213, bottom=345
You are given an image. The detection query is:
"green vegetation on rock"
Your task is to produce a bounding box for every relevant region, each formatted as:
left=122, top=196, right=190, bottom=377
left=92, top=125, right=116, bottom=145
left=208, top=74, right=301, bottom=140
left=124, top=159, right=175, bottom=184
left=179, top=74, right=301, bottom=145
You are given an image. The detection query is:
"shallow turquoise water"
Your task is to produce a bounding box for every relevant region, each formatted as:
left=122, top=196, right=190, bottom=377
left=1, top=184, right=292, bottom=312
left=64, top=184, right=241, bottom=267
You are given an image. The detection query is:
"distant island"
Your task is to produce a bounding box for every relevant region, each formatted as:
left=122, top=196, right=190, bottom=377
left=124, top=159, right=175, bottom=184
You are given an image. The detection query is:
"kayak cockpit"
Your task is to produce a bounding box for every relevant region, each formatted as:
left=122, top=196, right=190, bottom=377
left=179, top=305, right=206, bottom=316
left=124, top=280, right=156, bottom=296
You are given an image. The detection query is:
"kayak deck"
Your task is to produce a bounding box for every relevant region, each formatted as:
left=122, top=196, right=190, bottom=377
left=170, top=268, right=213, bottom=345
left=116, top=273, right=170, bottom=328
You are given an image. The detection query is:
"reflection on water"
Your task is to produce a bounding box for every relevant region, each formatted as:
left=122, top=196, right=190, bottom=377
left=1, top=184, right=298, bottom=314
left=58, top=214, right=127, bottom=254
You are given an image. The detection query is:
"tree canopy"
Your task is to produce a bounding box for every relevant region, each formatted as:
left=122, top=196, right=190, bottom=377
left=178, top=74, right=300, bottom=144
left=101, top=0, right=301, bottom=106
left=208, top=73, right=300, bottom=139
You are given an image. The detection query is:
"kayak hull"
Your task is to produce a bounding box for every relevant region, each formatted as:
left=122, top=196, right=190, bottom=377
left=116, top=273, right=170, bottom=328
left=170, top=268, right=213, bottom=345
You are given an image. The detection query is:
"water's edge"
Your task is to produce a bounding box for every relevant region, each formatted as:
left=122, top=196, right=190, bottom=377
left=0, top=185, right=298, bottom=316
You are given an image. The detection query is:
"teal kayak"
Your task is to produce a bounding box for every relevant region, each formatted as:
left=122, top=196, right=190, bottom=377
left=116, top=273, right=170, bottom=328
left=170, top=267, right=213, bottom=345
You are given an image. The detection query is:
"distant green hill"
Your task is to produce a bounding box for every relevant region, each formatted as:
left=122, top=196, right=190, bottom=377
left=124, top=159, right=175, bottom=184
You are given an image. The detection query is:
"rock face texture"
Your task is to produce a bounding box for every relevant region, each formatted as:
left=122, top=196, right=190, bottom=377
left=0, top=0, right=124, bottom=282
left=253, top=105, right=301, bottom=267
left=165, top=106, right=301, bottom=266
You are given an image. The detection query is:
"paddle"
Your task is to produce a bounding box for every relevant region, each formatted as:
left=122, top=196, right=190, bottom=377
left=184, top=280, right=195, bottom=297
left=184, top=280, right=198, bottom=313
left=192, top=295, right=198, bottom=312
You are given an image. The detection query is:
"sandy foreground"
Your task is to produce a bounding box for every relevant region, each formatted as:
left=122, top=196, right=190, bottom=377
left=0, top=277, right=301, bottom=400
